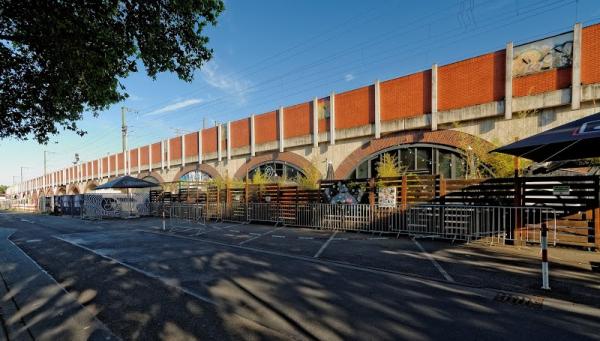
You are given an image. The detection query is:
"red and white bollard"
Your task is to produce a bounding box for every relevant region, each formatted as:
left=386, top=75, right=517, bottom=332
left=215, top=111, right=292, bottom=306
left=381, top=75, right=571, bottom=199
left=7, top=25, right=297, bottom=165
left=541, top=223, right=551, bottom=290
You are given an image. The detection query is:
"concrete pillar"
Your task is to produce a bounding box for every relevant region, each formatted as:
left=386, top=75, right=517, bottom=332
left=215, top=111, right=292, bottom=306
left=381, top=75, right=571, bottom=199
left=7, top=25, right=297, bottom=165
left=250, top=114, right=256, bottom=157
left=181, top=135, right=186, bottom=167
left=374, top=80, right=381, bottom=139
left=148, top=145, right=152, bottom=172
left=278, top=106, right=284, bottom=153
left=330, top=92, right=336, bottom=145
left=227, top=121, right=232, bottom=160
left=431, top=64, right=438, bottom=131
left=217, top=124, right=222, bottom=162
left=505, top=42, right=513, bottom=119
left=312, top=97, right=319, bottom=148
left=572, top=23, right=582, bottom=110
left=166, top=139, right=171, bottom=169
left=137, top=147, right=141, bottom=174
left=198, top=130, right=203, bottom=163
left=160, top=140, right=164, bottom=170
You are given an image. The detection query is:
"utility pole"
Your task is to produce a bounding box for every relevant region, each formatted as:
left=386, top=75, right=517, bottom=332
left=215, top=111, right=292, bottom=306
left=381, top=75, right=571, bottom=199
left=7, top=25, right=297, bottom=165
left=121, top=106, right=128, bottom=153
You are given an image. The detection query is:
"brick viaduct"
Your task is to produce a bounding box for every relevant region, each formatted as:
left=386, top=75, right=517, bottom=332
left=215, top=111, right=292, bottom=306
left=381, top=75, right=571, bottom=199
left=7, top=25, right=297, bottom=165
left=9, top=23, right=600, bottom=202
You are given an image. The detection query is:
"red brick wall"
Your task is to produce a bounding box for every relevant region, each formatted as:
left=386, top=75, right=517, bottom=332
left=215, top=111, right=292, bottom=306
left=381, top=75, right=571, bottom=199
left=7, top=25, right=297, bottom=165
left=140, top=145, right=149, bottom=166
left=381, top=70, right=432, bottom=120
left=93, top=160, right=98, bottom=177
left=151, top=143, right=161, bottom=164
left=231, top=118, right=250, bottom=148
left=284, top=102, right=311, bottom=138
left=102, top=157, right=108, bottom=175
left=117, top=153, right=124, bottom=171
left=255, top=111, right=278, bottom=144
left=582, top=23, right=600, bottom=85
left=513, top=68, right=572, bottom=97
left=169, top=137, right=182, bottom=161
left=203, top=127, right=217, bottom=154
left=335, top=86, right=374, bottom=129
left=109, top=155, right=116, bottom=173
left=184, top=132, right=199, bottom=158
left=438, top=51, right=505, bottom=111
left=130, top=149, right=138, bottom=168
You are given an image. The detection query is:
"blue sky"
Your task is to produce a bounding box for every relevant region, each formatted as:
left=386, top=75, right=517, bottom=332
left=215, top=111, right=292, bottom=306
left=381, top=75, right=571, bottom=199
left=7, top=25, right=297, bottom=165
left=2, top=0, right=600, bottom=186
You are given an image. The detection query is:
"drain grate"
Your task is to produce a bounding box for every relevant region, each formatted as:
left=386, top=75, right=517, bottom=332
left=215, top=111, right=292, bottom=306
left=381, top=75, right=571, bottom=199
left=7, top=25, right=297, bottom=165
left=494, top=292, right=544, bottom=309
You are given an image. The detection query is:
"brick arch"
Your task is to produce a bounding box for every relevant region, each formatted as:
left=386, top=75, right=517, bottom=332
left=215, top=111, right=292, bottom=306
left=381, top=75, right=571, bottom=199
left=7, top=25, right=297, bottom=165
left=84, top=181, right=98, bottom=193
left=334, top=129, right=494, bottom=179
left=67, top=184, right=80, bottom=195
left=172, top=164, right=222, bottom=182
left=137, top=171, right=166, bottom=184
left=234, top=151, right=320, bottom=179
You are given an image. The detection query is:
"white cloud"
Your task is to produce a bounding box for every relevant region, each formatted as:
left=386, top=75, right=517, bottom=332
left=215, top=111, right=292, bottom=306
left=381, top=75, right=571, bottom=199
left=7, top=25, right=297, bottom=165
left=145, top=98, right=203, bottom=116
left=344, top=73, right=355, bottom=82
left=201, top=61, right=251, bottom=103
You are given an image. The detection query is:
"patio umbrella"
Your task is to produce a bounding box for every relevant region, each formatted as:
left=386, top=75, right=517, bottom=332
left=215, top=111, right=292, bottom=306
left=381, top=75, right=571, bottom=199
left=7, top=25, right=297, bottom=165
left=325, top=160, right=335, bottom=180
left=95, top=175, right=159, bottom=190
left=492, top=112, right=600, bottom=162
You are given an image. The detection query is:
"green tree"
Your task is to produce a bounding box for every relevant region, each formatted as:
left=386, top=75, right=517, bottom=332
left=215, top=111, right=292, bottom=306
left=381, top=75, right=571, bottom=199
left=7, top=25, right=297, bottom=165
left=376, top=153, right=401, bottom=178
left=0, top=185, right=7, bottom=195
left=0, top=0, right=224, bottom=143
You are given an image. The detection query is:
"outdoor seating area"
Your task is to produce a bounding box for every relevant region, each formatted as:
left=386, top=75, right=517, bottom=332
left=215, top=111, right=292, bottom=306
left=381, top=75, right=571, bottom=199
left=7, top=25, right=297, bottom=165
left=147, top=174, right=600, bottom=249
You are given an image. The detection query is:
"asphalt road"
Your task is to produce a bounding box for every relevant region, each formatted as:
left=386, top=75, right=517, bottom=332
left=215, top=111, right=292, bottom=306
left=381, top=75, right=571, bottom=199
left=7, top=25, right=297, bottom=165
left=1, top=212, right=599, bottom=341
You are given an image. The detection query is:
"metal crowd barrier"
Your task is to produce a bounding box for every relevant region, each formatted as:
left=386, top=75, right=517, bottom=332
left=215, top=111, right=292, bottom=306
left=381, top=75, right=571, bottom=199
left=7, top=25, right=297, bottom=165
left=156, top=202, right=557, bottom=244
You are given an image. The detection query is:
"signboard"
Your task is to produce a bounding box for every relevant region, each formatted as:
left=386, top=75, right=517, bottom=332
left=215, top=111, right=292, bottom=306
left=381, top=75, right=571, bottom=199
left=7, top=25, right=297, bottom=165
left=378, top=187, right=397, bottom=208
left=552, top=185, right=570, bottom=196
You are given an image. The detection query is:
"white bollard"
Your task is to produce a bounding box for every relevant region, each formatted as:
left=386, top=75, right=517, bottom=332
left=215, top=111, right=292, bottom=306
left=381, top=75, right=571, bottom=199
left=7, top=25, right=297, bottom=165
left=162, top=211, right=166, bottom=231
left=541, top=223, right=551, bottom=290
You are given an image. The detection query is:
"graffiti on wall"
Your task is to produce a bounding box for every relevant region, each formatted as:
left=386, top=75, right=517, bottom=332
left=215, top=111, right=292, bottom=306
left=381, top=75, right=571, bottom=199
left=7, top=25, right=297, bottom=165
left=513, top=31, right=573, bottom=77
left=318, top=97, right=330, bottom=120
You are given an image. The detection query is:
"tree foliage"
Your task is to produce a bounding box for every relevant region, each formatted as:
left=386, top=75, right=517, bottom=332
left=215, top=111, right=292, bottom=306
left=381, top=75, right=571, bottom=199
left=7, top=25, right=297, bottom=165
left=0, top=185, right=7, bottom=194
left=376, top=153, right=402, bottom=178
left=0, top=0, right=224, bottom=143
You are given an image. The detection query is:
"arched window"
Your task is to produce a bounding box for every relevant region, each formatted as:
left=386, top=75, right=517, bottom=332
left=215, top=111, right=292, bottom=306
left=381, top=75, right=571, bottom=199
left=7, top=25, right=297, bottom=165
left=247, top=161, right=305, bottom=182
left=179, top=170, right=212, bottom=182
left=349, top=143, right=485, bottom=179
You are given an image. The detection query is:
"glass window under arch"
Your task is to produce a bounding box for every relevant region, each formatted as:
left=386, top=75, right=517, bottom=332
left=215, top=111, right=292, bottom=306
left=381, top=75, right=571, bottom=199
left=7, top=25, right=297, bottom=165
left=246, top=161, right=305, bottom=182
left=351, top=144, right=472, bottom=179
left=179, top=170, right=212, bottom=182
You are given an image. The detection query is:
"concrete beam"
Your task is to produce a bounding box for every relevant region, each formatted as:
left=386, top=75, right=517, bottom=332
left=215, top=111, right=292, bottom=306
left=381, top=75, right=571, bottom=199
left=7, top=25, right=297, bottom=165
left=198, top=130, right=203, bottom=163
left=505, top=42, right=513, bottom=119
left=431, top=64, right=438, bottom=131
left=250, top=114, right=256, bottom=157
left=227, top=121, right=232, bottom=160
left=572, top=23, right=582, bottom=110
left=217, top=124, right=222, bottom=162
left=278, top=106, right=284, bottom=152
left=374, top=80, right=381, bottom=139
left=330, top=92, right=336, bottom=145
left=181, top=135, right=186, bottom=167
left=312, top=97, right=319, bottom=148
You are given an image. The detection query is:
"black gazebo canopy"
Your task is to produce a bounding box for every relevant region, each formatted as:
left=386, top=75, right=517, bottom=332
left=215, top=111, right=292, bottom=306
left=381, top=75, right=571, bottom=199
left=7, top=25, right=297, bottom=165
left=95, top=175, right=159, bottom=190
left=492, top=112, right=600, bottom=162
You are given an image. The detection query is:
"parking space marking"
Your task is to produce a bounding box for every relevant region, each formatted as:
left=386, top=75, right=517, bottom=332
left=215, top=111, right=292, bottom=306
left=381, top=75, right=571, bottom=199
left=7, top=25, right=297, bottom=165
left=298, top=237, right=314, bottom=240
left=238, top=227, right=284, bottom=245
left=271, top=235, right=285, bottom=238
left=313, top=231, right=338, bottom=258
left=411, top=238, right=455, bottom=283
left=368, top=237, right=388, bottom=240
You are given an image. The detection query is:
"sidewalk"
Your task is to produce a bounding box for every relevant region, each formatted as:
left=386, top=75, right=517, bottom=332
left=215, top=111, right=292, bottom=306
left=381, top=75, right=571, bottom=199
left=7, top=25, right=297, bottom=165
left=0, top=228, right=117, bottom=341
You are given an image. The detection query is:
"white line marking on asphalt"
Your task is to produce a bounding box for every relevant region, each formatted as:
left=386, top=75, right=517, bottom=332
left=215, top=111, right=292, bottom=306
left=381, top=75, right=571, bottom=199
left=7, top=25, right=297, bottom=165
left=368, top=237, right=388, bottom=240
left=314, top=231, right=338, bottom=258
left=229, top=229, right=240, bottom=233
left=298, top=237, right=314, bottom=240
left=333, top=237, right=347, bottom=241
left=238, top=227, right=283, bottom=245
left=224, top=233, right=236, bottom=237
left=411, top=238, right=455, bottom=283
left=53, top=236, right=218, bottom=305
left=249, top=233, right=262, bottom=236
left=271, top=235, right=285, bottom=238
